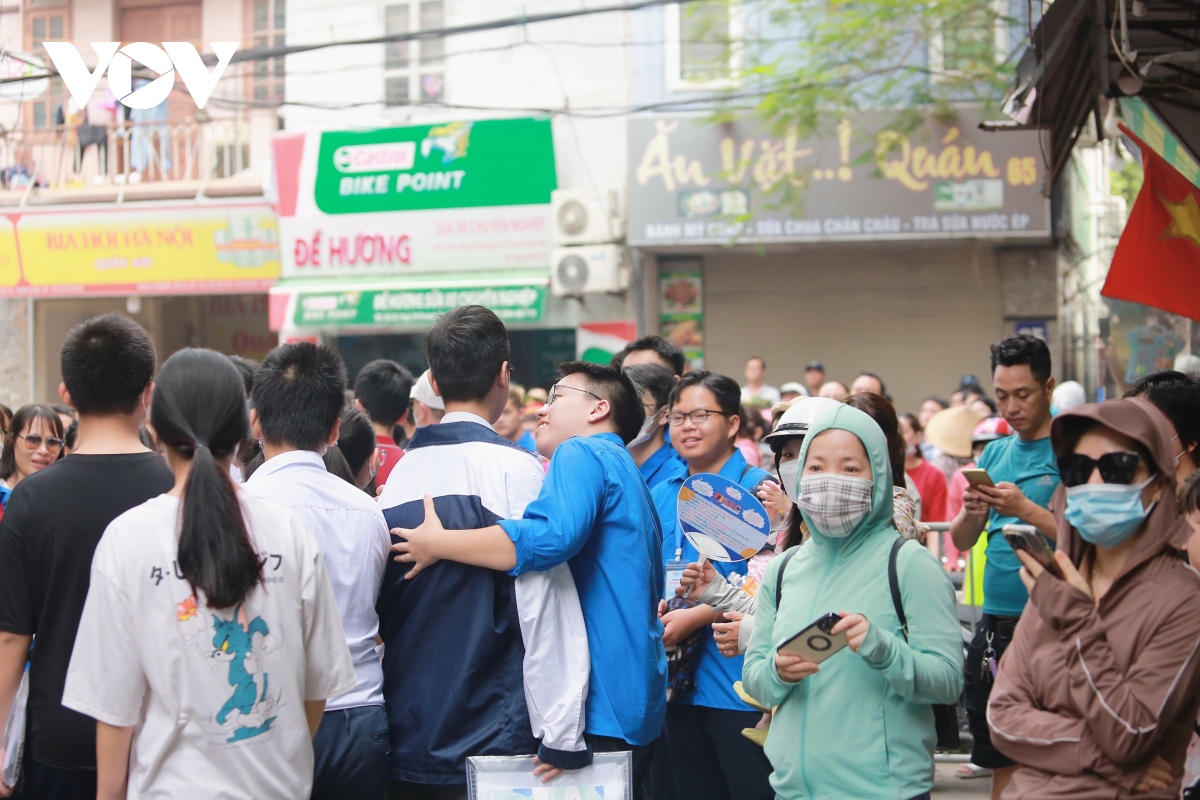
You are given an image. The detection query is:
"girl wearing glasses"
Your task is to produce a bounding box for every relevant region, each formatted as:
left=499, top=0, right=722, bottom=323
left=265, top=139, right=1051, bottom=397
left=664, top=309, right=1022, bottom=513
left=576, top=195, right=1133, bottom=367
left=987, top=398, right=1200, bottom=797
left=0, top=404, right=65, bottom=514
left=649, top=370, right=776, bottom=800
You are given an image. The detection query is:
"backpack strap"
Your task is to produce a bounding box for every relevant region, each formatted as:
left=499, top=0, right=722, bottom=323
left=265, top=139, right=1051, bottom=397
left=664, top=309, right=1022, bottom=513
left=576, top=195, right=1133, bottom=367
left=888, top=536, right=910, bottom=641
left=774, top=547, right=799, bottom=605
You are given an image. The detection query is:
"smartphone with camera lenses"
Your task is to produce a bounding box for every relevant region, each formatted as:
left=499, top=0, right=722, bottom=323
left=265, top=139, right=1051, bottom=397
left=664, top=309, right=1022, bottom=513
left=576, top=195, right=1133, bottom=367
left=1001, top=523, right=1062, bottom=578
left=776, top=612, right=848, bottom=662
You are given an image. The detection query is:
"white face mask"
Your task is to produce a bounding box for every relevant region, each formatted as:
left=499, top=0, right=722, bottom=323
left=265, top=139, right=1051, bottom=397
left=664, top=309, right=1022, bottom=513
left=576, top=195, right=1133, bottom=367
left=627, top=409, right=660, bottom=450
left=796, top=472, right=874, bottom=538
left=777, top=460, right=800, bottom=500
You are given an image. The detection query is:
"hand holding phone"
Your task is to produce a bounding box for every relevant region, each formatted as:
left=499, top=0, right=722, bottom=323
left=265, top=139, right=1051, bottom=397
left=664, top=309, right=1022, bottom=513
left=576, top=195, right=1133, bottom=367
left=1002, top=524, right=1062, bottom=579
left=962, top=468, right=995, bottom=488
left=777, top=612, right=848, bottom=663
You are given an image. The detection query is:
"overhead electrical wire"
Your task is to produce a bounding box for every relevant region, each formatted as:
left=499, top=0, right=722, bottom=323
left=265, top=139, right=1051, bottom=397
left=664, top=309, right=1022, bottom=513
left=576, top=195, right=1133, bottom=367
left=0, top=0, right=714, bottom=87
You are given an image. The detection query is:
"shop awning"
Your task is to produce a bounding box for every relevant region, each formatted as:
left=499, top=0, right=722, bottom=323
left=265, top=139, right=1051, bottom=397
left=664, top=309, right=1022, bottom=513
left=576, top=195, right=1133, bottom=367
left=995, top=0, right=1200, bottom=193
left=268, top=270, right=551, bottom=332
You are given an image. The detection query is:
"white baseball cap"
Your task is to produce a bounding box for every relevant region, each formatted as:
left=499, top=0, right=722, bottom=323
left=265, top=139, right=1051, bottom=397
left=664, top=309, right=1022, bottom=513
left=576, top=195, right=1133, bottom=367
left=410, top=369, right=445, bottom=410
left=762, top=396, right=842, bottom=446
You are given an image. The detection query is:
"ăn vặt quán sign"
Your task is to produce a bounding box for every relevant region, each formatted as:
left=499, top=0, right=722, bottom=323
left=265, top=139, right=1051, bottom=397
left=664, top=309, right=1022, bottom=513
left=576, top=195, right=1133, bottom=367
left=626, top=109, right=1050, bottom=246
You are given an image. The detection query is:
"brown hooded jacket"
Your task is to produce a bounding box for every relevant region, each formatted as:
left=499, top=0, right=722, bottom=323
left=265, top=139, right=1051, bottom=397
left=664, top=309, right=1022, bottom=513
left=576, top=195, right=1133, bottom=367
left=987, top=398, right=1200, bottom=798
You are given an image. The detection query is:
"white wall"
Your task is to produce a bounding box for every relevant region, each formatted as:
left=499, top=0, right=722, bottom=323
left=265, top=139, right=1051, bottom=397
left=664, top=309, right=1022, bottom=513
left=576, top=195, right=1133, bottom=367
left=284, top=0, right=632, bottom=197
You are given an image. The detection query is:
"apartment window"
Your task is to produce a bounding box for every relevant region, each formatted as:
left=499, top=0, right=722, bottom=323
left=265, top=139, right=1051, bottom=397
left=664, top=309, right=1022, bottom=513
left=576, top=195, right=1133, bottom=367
left=928, top=2, right=1008, bottom=79
left=665, top=1, right=742, bottom=92
left=246, top=0, right=286, bottom=103
left=25, top=3, right=70, bottom=131
left=383, top=1, right=445, bottom=106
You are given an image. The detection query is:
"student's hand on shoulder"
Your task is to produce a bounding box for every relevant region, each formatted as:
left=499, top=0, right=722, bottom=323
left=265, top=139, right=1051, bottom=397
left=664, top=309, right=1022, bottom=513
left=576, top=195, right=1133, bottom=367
left=775, top=651, right=819, bottom=683
left=830, top=613, right=869, bottom=652
left=391, top=495, right=445, bottom=579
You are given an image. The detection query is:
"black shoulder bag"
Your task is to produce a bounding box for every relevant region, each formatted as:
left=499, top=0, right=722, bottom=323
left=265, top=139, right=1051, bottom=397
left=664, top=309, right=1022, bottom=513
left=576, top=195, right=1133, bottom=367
left=889, top=537, right=962, bottom=751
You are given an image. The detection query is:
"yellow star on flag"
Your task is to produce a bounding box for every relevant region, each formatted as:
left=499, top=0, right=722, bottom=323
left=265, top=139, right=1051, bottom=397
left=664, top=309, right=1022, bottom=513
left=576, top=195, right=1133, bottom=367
left=1159, top=191, right=1200, bottom=249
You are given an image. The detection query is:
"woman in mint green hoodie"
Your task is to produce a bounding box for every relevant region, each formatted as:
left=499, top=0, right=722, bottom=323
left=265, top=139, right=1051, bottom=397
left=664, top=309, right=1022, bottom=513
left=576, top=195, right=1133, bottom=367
left=743, top=403, right=962, bottom=800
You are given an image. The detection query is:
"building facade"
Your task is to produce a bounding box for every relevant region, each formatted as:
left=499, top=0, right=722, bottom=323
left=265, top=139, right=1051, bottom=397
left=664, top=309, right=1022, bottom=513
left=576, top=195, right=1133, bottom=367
left=0, top=0, right=282, bottom=407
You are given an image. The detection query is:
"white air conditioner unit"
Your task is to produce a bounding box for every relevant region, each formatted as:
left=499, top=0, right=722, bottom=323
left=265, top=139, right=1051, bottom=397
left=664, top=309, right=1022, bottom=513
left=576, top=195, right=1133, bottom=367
left=551, top=245, right=630, bottom=296
left=551, top=189, right=624, bottom=245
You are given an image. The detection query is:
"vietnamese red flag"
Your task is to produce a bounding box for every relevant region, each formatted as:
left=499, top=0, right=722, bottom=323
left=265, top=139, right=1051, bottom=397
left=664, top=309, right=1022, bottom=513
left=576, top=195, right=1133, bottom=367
left=1102, top=124, right=1200, bottom=320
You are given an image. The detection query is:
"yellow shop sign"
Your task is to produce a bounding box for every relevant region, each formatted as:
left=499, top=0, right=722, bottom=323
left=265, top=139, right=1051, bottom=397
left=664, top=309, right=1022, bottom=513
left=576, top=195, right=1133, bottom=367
left=0, top=203, right=280, bottom=297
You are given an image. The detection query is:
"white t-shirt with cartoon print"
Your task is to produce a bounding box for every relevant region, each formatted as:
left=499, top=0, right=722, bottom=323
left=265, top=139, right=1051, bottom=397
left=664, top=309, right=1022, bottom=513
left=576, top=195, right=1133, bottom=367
left=63, top=492, right=356, bottom=800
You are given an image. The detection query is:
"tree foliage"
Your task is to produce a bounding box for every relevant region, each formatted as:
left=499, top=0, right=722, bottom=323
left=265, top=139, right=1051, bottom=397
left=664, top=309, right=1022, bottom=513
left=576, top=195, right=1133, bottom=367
left=695, top=0, right=1028, bottom=136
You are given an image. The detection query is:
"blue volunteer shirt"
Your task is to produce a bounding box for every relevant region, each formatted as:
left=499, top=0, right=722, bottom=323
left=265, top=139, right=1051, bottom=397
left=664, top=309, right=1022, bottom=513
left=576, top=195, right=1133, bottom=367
left=651, top=449, right=772, bottom=712
left=499, top=432, right=668, bottom=746
left=639, top=443, right=688, bottom=490
left=976, top=435, right=1061, bottom=617
left=517, top=429, right=538, bottom=453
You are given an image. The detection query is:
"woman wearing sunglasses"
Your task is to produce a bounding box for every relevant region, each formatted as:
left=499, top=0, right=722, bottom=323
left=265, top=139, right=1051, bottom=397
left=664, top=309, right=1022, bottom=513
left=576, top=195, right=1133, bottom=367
left=987, top=398, right=1200, bottom=797
left=0, top=404, right=65, bottom=515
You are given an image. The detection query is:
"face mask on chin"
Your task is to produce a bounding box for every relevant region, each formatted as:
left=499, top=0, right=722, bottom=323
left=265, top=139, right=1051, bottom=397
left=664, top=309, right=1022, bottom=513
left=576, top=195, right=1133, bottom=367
left=627, top=410, right=660, bottom=450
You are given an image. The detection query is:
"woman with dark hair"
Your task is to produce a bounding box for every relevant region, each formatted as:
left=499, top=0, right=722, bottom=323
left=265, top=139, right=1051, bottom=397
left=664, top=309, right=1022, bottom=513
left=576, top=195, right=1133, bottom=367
left=988, top=398, right=1200, bottom=797
left=899, top=412, right=949, bottom=523
left=326, top=407, right=379, bottom=494
left=650, top=370, right=775, bottom=800
left=0, top=404, right=65, bottom=513
left=61, top=348, right=355, bottom=800
left=846, top=393, right=929, bottom=544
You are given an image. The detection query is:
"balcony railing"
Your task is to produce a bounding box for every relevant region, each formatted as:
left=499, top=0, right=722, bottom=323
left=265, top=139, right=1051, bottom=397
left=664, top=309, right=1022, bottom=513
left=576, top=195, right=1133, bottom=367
left=0, top=116, right=260, bottom=203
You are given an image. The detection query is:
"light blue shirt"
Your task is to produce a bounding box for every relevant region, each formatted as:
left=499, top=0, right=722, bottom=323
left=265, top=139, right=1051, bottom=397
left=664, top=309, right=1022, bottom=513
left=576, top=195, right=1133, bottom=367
left=243, top=449, right=390, bottom=709
left=651, top=449, right=772, bottom=711
left=976, top=435, right=1061, bottom=617
left=500, top=432, right=668, bottom=746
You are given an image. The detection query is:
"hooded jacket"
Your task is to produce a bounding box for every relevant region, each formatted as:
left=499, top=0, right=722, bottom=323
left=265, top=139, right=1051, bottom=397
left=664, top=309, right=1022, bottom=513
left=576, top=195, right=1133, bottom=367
left=743, top=404, right=962, bottom=799
left=988, top=399, right=1200, bottom=798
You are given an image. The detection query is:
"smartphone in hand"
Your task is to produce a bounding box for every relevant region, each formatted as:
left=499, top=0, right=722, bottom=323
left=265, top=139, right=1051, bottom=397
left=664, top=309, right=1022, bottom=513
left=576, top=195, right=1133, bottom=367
left=962, top=468, right=995, bottom=489
left=1002, top=524, right=1062, bottom=578
left=776, top=612, right=848, bottom=663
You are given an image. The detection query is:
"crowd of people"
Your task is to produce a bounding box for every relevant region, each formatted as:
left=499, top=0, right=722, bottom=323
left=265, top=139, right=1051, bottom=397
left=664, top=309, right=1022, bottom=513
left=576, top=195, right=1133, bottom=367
left=0, top=310, right=1199, bottom=800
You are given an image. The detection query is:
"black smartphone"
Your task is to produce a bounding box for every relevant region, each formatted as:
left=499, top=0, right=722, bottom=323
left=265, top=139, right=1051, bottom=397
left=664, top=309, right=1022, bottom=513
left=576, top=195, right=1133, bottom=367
left=1002, top=524, right=1062, bottom=578
left=776, top=612, right=848, bottom=663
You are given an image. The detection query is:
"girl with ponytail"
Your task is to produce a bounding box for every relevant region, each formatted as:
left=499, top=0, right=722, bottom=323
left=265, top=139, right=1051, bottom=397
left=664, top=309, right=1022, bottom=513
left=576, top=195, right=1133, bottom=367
left=61, top=348, right=356, bottom=800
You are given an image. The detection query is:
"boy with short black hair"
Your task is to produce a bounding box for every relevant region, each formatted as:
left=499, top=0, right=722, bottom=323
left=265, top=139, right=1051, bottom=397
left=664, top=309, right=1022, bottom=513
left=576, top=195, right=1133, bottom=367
left=611, top=335, right=687, bottom=378
left=243, top=342, right=391, bottom=800
left=354, top=359, right=414, bottom=485
left=0, top=314, right=175, bottom=799
left=395, top=360, right=667, bottom=794
left=378, top=306, right=589, bottom=799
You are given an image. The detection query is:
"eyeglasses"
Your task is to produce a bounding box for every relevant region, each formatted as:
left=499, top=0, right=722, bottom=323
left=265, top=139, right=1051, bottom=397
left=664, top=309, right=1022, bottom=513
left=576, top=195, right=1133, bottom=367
left=547, top=383, right=602, bottom=406
left=18, top=433, right=64, bottom=452
left=1057, top=451, right=1144, bottom=488
left=668, top=409, right=730, bottom=427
